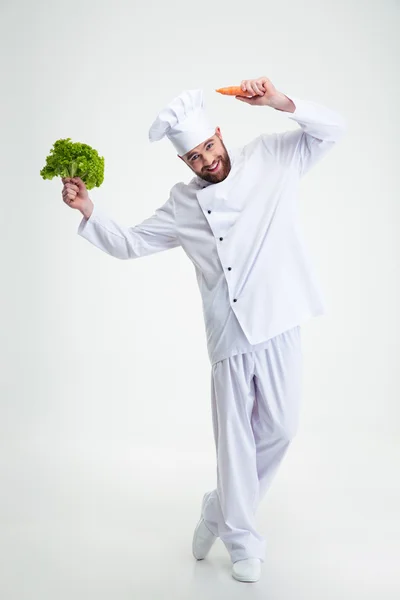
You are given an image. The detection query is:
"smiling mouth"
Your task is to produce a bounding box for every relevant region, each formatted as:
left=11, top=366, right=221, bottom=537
left=207, top=160, right=220, bottom=172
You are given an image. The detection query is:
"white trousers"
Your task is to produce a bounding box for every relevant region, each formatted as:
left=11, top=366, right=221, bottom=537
left=202, top=326, right=302, bottom=564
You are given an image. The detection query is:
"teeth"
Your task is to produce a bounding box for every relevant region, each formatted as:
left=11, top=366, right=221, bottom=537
left=208, top=161, right=219, bottom=171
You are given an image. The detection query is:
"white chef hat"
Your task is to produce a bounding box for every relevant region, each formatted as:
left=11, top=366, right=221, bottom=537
left=148, top=89, right=216, bottom=156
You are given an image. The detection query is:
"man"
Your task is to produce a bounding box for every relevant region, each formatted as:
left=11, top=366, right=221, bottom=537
left=62, top=76, right=346, bottom=583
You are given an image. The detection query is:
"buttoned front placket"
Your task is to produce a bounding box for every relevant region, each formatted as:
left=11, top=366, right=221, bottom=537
left=197, top=184, right=239, bottom=308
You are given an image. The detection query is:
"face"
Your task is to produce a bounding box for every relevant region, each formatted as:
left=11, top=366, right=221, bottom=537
left=179, top=127, right=231, bottom=184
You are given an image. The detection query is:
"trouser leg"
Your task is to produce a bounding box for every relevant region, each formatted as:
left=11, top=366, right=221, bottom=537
left=251, top=326, right=303, bottom=504
left=202, top=352, right=265, bottom=563
left=202, top=326, right=303, bottom=563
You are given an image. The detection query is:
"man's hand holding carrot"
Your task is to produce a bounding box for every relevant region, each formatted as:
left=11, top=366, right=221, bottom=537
left=236, top=77, right=296, bottom=112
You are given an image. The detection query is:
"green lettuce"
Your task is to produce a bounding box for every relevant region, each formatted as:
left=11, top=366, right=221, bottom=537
left=40, top=138, right=104, bottom=190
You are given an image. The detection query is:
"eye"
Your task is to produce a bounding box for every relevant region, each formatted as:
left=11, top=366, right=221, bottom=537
left=190, top=142, right=214, bottom=162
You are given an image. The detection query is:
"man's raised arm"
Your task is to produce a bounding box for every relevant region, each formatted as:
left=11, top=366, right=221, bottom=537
left=264, top=94, right=347, bottom=177
left=235, top=77, right=347, bottom=177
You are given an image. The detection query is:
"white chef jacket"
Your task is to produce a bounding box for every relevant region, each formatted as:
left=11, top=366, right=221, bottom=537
left=77, top=94, right=346, bottom=365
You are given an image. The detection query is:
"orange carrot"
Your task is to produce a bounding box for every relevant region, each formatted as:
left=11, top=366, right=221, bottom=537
left=215, top=86, right=251, bottom=96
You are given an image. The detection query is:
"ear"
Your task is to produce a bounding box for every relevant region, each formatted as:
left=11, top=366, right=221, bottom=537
left=215, top=126, right=222, bottom=140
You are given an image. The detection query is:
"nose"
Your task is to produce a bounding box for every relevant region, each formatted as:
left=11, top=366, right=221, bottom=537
left=204, top=155, right=217, bottom=168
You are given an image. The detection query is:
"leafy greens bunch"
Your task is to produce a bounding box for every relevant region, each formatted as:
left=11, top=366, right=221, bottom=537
left=40, top=138, right=104, bottom=190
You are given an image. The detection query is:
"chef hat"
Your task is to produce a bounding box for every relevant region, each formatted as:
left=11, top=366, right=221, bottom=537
left=148, top=89, right=216, bottom=156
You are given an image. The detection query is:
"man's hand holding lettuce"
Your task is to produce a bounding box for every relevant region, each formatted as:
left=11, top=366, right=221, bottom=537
left=40, top=137, right=104, bottom=218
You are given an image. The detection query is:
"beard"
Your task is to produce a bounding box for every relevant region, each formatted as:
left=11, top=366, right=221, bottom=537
left=198, top=149, right=231, bottom=184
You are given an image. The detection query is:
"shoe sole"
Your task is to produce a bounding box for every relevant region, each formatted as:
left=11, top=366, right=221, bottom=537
left=192, top=493, right=217, bottom=560
left=192, top=517, right=206, bottom=560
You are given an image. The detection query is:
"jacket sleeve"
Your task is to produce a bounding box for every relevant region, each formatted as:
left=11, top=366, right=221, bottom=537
left=77, top=194, right=181, bottom=259
left=262, top=95, right=347, bottom=177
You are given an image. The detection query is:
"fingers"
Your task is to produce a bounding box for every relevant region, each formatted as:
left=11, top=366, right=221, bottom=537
left=62, top=180, right=79, bottom=205
left=63, top=182, right=79, bottom=192
left=240, top=79, right=264, bottom=96
left=62, top=177, right=82, bottom=185
left=253, top=81, right=264, bottom=95
left=62, top=188, right=77, bottom=202
left=239, top=80, right=254, bottom=97
left=240, top=78, right=266, bottom=96
left=258, top=76, right=269, bottom=88
left=72, top=177, right=85, bottom=189
left=61, top=177, right=87, bottom=208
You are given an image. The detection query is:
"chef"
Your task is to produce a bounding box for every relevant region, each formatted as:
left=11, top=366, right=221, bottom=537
left=68, top=77, right=346, bottom=583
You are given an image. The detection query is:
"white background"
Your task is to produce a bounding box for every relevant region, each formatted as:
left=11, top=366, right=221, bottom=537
left=1, top=0, right=399, bottom=598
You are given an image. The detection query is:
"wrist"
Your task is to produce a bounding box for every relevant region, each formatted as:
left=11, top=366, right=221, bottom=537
left=81, top=199, right=94, bottom=220
left=269, top=92, right=296, bottom=113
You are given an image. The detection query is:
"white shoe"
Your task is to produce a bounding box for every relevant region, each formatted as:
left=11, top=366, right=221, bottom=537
left=232, top=558, right=261, bottom=582
left=192, top=493, right=217, bottom=560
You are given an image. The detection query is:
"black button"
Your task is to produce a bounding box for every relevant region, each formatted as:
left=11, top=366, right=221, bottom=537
left=227, top=267, right=232, bottom=271
left=219, top=237, right=223, bottom=241
left=233, top=298, right=237, bottom=302
left=208, top=210, right=211, bottom=214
